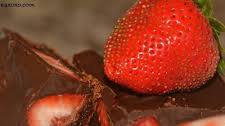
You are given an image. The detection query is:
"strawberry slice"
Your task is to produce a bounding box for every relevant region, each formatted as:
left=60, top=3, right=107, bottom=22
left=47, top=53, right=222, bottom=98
left=179, top=115, right=225, bottom=126
left=27, top=94, right=85, bottom=126
left=97, top=101, right=111, bottom=126
left=133, top=116, right=160, bottom=126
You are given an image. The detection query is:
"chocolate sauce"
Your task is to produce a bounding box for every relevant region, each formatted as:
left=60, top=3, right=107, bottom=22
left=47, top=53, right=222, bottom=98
left=73, top=50, right=225, bottom=126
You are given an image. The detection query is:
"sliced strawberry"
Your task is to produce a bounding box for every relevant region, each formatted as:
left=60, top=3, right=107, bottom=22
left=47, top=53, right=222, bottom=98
left=27, top=94, right=85, bottom=126
left=97, top=100, right=111, bottom=126
left=179, top=115, right=225, bottom=126
left=133, top=116, right=160, bottom=126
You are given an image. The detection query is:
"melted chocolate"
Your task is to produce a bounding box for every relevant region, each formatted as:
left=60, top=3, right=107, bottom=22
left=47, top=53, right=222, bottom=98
left=0, top=30, right=101, bottom=126
left=73, top=50, right=225, bottom=126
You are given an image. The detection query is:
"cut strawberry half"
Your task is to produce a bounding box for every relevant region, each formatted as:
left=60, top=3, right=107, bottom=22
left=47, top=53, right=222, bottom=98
left=96, top=101, right=112, bottom=126
left=133, top=116, right=160, bottom=126
left=179, top=115, right=225, bottom=126
left=27, top=94, right=85, bottom=126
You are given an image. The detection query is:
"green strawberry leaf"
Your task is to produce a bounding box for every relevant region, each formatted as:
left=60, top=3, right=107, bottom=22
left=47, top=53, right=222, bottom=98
left=212, top=29, right=220, bottom=46
left=218, top=59, right=225, bottom=81
left=209, top=17, right=225, bottom=32
left=213, top=25, right=225, bottom=79
left=195, top=0, right=213, bottom=17
left=196, top=0, right=208, bottom=7
left=213, top=29, right=225, bottom=64
left=202, top=0, right=213, bottom=17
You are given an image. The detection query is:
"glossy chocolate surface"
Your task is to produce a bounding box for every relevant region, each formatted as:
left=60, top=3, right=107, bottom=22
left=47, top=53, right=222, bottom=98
left=73, top=50, right=225, bottom=126
left=0, top=30, right=99, bottom=126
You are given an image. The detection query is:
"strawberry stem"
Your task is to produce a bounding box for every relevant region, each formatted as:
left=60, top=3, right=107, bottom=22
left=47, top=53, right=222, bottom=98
left=195, top=0, right=225, bottom=80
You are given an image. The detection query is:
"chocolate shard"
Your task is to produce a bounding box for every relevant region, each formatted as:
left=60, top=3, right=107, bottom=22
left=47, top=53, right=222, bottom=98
left=0, top=29, right=102, bottom=126
left=73, top=50, right=225, bottom=126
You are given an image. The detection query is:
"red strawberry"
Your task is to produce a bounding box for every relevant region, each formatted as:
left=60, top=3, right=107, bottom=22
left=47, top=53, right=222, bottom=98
left=133, top=116, right=160, bottom=126
left=104, top=0, right=220, bottom=94
left=27, top=94, right=85, bottom=126
left=179, top=115, right=225, bottom=126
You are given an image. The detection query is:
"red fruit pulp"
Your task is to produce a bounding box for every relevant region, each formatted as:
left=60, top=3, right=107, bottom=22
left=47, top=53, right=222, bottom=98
left=27, top=94, right=84, bottom=126
left=133, top=116, right=160, bottom=126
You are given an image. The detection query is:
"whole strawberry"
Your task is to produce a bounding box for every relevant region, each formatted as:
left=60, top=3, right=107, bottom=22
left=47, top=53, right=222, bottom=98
left=104, top=0, right=223, bottom=94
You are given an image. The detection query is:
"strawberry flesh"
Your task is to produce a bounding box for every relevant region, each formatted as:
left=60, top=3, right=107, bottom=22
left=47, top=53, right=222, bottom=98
left=96, top=101, right=111, bottom=126
left=27, top=94, right=85, bottom=126
left=133, top=116, right=160, bottom=126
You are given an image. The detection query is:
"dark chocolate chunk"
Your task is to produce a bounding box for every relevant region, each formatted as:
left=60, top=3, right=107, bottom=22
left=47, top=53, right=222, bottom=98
left=0, top=30, right=101, bottom=126
left=73, top=50, right=225, bottom=126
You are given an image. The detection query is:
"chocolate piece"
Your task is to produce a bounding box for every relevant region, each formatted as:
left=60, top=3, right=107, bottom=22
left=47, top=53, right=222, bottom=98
left=0, top=30, right=101, bottom=126
left=73, top=50, right=225, bottom=126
